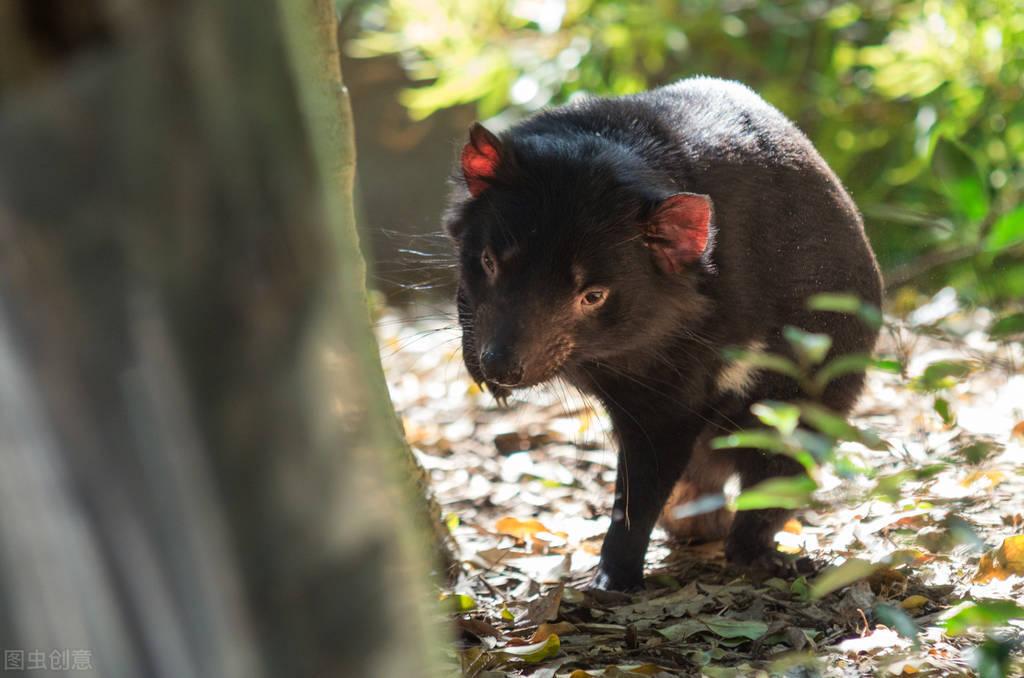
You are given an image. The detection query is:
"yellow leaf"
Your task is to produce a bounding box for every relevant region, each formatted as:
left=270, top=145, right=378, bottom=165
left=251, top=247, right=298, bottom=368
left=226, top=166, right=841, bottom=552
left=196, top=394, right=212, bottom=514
left=900, top=595, right=929, bottom=610
left=974, top=535, right=1024, bottom=583
left=783, top=518, right=803, bottom=534
left=499, top=633, right=560, bottom=663
left=960, top=470, right=1005, bottom=488
left=500, top=607, right=514, bottom=621
left=439, top=592, right=476, bottom=612
left=577, top=410, right=593, bottom=434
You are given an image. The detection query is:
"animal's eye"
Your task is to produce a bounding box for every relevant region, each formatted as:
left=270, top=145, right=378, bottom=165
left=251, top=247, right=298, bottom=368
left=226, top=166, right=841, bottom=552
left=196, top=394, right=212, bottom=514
left=580, top=288, right=608, bottom=307
left=481, top=249, right=497, bottom=276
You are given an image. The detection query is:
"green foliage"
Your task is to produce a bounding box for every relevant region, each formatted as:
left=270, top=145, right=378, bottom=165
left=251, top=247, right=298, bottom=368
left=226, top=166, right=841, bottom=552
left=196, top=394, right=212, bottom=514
left=350, top=0, right=1024, bottom=305
left=989, top=311, right=1024, bottom=338
left=875, top=603, right=921, bottom=646
left=808, top=293, right=884, bottom=330
left=809, top=558, right=879, bottom=599
left=735, top=474, right=817, bottom=511
left=910, top=359, right=976, bottom=392
left=942, top=600, right=1024, bottom=636
left=971, top=638, right=1017, bottom=678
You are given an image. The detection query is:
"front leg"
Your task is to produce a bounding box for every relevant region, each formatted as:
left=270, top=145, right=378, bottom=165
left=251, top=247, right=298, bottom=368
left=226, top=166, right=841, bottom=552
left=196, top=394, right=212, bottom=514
left=592, top=416, right=699, bottom=591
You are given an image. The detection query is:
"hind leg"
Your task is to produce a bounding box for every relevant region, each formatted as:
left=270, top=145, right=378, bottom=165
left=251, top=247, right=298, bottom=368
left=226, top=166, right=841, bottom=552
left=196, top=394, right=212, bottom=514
left=724, top=448, right=804, bottom=569
left=724, top=367, right=870, bottom=571
left=660, top=433, right=734, bottom=543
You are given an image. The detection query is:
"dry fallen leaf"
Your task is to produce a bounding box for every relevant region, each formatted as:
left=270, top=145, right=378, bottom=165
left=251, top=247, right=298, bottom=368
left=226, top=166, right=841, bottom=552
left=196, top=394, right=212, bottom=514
left=838, top=628, right=909, bottom=655
left=974, top=534, right=1024, bottom=583
left=457, top=617, right=503, bottom=640
left=1011, top=420, right=1024, bottom=440
left=516, top=583, right=564, bottom=627
left=494, top=516, right=568, bottom=543
left=529, top=621, right=578, bottom=643
left=959, top=469, right=1005, bottom=489
left=379, top=303, right=1024, bottom=676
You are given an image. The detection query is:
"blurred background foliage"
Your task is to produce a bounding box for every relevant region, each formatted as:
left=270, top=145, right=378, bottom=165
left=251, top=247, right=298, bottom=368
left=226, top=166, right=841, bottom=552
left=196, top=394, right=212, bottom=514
left=343, top=0, right=1024, bottom=310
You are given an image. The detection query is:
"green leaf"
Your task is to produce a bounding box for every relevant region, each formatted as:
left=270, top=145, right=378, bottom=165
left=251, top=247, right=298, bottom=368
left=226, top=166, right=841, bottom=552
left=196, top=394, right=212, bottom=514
left=873, top=465, right=948, bottom=501
left=711, top=430, right=788, bottom=453
left=871, top=358, right=903, bottom=374
left=942, top=600, right=1024, bottom=636
left=442, top=593, right=477, bottom=612
left=735, top=474, right=816, bottom=511
left=751, top=401, right=800, bottom=436
left=699, top=616, right=768, bottom=640
left=807, top=293, right=883, bottom=330
left=499, top=633, right=561, bottom=662
left=799, top=402, right=887, bottom=449
left=814, top=354, right=873, bottom=391
left=958, top=440, right=999, bottom=465
left=934, top=397, right=955, bottom=426
left=790, top=576, right=811, bottom=602
left=810, top=558, right=880, bottom=599
left=722, top=347, right=802, bottom=380
left=790, top=429, right=836, bottom=460
left=784, top=326, right=833, bottom=366
left=798, top=403, right=854, bottom=439
left=989, top=312, right=1024, bottom=339
left=985, top=205, right=1024, bottom=253
left=807, top=292, right=862, bottom=313
left=931, top=135, right=989, bottom=222
left=875, top=603, right=920, bottom=646
left=970, top=638, right=1014, bottom=678
left=911, top=360, right=976, bottom=392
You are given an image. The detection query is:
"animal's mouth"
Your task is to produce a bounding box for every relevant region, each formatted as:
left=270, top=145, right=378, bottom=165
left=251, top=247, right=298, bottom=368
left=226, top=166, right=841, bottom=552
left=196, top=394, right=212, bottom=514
left=483, top=355, right=574, bottom=402
left=465, top=329, right=576, bottom=404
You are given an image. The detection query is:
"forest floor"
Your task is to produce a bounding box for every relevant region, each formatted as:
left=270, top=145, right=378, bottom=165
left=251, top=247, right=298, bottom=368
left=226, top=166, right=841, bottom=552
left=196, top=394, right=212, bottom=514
left=377, top=289, right=1024, bottom=678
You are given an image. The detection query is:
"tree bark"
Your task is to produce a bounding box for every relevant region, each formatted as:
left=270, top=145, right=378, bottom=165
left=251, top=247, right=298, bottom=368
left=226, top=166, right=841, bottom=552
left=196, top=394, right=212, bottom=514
left=306, top=0, right=459, bottom=580
left=0, top=1, right=443, bottom=676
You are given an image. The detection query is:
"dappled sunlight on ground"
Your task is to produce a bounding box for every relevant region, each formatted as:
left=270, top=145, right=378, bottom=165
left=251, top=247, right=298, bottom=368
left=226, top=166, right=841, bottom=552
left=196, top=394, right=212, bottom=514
left=377, top=292, right=1024, bottom=676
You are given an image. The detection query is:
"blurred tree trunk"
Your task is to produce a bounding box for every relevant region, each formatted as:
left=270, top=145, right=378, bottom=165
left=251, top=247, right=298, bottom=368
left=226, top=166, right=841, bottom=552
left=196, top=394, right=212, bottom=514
left=0, top=1, right=444, bottom=677
left=308, top=0, right=459, bottom=581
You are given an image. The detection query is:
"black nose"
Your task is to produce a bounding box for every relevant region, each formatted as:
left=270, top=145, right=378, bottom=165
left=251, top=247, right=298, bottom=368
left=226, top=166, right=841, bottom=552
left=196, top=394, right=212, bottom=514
left=480, top=344, right=524, bottom=385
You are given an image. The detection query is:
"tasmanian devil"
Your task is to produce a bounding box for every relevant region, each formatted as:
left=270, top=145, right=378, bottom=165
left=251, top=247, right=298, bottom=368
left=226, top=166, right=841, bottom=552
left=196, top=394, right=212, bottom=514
left=443, top=77, right=882, bottom=591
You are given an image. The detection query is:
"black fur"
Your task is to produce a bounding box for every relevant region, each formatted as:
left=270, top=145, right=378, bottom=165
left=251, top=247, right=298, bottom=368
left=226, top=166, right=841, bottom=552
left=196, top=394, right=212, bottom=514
left=444, top=78, right=882, bottom=591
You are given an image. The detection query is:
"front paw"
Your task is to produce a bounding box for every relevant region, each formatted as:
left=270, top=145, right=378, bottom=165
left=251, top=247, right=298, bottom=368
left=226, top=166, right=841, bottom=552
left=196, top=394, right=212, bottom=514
left=588, top=563, right=643, bottom=592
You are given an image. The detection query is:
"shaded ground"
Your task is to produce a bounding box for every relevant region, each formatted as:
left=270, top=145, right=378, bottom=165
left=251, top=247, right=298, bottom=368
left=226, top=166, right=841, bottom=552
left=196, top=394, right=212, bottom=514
left=377, top=291, right=1024, bottom=677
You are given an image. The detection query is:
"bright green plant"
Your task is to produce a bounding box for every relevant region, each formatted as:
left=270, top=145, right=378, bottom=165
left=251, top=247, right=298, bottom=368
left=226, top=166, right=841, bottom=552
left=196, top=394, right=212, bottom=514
left=349, top=0, right=1024, bottom=306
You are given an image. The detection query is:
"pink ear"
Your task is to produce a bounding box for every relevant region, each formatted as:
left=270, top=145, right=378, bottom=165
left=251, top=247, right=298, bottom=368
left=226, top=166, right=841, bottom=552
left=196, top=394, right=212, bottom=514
left=461, top=123, right=502, bottom=196
left=643, top=193, right=713, bottom=273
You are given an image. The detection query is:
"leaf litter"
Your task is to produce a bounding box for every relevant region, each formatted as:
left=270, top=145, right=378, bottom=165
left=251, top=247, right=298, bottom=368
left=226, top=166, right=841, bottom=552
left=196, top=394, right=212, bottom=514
left=377, top=289, right=1024, bottom=676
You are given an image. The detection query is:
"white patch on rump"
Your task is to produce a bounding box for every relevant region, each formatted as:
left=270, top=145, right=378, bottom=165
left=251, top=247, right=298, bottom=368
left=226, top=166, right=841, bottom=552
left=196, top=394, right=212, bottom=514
left=715, top=339, right=767, bottom=396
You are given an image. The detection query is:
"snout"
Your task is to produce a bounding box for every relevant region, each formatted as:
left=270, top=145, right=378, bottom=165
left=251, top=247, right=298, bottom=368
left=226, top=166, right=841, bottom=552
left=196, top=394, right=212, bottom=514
left=479, top=343, right=525, bottom=387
